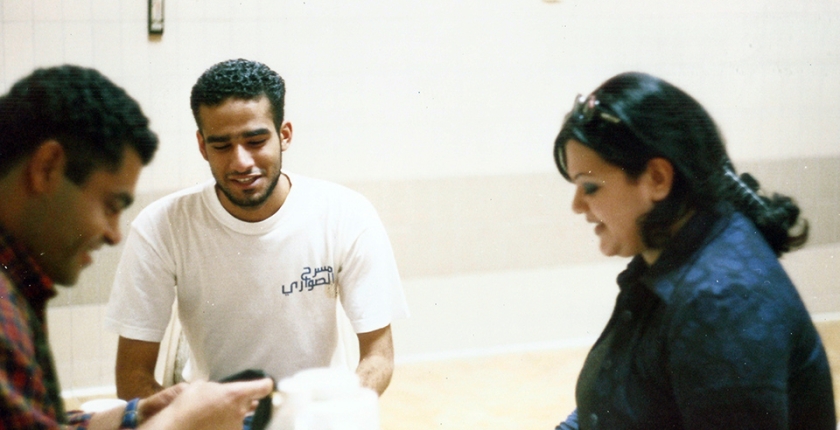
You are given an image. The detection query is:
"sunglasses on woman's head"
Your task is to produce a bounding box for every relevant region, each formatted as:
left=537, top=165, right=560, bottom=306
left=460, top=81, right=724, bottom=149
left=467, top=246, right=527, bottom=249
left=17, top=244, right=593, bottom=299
left=567, top=94, right=621, bottom=126
left=555, top=94, right=627, bottom=179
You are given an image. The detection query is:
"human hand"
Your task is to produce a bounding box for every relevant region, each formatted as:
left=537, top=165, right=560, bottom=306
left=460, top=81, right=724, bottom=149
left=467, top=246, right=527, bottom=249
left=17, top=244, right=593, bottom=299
left=140, top=378, right=274, bottom=430
left=136, top=382, right=186, bottom=424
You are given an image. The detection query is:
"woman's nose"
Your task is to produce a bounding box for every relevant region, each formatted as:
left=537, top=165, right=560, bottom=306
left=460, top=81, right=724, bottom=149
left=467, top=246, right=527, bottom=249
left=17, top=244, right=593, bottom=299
left=571, top=188, right=586, bottom=214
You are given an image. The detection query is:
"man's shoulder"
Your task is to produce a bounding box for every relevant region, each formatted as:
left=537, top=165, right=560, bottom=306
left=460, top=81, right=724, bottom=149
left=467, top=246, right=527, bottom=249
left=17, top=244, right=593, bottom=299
left=158, top=180, right=211, bottom=205
left=290, top=172, right=352, bottom=193
left=137, top=181, right=212, bottom=217
left=288, top=173, right=372, bottom=207
left=0, top=271, right=31, bottom=346
left=127, top=181, right=215, bottom=237
left=0, top=271, right=17, bottom=309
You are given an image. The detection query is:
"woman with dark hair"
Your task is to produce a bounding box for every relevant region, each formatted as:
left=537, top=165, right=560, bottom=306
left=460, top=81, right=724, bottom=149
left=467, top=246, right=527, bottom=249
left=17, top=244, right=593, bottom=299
left=553, top=72, right=835, bottom=429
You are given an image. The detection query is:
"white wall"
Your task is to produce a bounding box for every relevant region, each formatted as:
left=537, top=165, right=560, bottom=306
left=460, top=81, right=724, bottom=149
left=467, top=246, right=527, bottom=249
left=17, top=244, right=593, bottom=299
left=3, top=0, right=839, bottom=188
left=3, top=0, right=840, bottom=394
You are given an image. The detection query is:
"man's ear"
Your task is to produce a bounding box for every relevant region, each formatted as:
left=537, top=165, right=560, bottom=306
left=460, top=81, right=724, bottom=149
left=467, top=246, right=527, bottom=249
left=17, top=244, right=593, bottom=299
left=279, top=121, right=293, bottom=152
left=197, top=130, right=209, bottom=161
left=643, top=157, right=675, bottom=202
left=26, top=140, right=66, bottom=194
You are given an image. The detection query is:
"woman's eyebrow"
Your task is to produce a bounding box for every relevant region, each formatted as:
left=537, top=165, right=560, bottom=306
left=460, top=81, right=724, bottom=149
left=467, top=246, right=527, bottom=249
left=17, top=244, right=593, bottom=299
left=572, top=171, right=593, bottom=181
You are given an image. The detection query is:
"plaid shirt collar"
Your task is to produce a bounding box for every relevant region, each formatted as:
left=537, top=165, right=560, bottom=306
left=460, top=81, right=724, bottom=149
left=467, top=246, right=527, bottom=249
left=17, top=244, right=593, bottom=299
left=0, top=223, right=57, bottom=318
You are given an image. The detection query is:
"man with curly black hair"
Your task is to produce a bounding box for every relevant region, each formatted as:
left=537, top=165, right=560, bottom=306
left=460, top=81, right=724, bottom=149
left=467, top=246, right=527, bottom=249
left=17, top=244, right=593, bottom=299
left=0, top=65, right=273, bottom=429
left=106, top=59, right=409, bottom=400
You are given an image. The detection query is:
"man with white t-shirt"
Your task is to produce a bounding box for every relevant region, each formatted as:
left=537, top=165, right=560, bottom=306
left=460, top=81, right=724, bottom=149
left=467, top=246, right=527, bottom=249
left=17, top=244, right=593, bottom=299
left=105, top=59, right=409, bottom=400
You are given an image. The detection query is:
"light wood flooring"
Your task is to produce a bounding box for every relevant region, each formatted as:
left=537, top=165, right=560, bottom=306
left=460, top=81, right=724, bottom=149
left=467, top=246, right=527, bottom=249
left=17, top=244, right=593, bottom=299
left=64, top=321, right=840, bottom=428
left=379, top=320, right=840, bottom=430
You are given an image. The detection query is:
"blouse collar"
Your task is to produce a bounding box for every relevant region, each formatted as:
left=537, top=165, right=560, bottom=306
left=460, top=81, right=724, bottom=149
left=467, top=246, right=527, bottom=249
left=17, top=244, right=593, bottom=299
left=617, top=204, right=732, bottom=302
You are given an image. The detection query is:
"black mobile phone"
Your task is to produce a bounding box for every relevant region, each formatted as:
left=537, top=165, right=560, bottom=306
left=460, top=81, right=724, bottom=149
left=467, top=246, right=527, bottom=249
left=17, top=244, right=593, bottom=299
left=219, top=369, right=276, bottom=430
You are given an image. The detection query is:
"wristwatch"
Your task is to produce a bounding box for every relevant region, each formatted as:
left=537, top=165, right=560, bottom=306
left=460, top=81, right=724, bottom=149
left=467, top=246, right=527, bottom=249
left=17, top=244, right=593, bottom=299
left=120, top=397, right=140, bottom=429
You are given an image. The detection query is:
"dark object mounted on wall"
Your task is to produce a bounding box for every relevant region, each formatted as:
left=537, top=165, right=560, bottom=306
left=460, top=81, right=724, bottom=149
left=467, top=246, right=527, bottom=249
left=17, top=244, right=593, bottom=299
left=149, top=0, right=164, bottom=35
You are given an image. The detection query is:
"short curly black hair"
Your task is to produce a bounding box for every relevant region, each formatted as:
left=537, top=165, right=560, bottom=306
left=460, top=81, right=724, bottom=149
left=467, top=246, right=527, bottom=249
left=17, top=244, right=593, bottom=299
left=190, top=59, right=286, bottom=131
left=0, top=65, right=158, bottom=184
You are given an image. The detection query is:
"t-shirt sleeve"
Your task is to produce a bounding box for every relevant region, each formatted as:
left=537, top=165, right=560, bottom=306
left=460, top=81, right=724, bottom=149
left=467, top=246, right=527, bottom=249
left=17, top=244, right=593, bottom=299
left=104, top=211, right=177, bottom=343
left=336, top=198, right=409, bottom=334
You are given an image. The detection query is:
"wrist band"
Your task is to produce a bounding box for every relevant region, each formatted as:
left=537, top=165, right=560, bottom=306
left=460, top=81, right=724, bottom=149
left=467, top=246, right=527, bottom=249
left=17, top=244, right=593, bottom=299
left=120, top=398, right=140, bottom=429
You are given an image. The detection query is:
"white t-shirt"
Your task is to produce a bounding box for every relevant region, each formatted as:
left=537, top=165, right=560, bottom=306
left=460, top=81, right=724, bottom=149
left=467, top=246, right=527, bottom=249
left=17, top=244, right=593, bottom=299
left=104, top=173, right=409, bottom=381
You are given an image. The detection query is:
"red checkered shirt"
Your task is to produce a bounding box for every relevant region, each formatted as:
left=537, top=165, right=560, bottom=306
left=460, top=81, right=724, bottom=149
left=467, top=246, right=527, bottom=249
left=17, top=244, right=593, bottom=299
left=0, top=225, right=93, bottom=429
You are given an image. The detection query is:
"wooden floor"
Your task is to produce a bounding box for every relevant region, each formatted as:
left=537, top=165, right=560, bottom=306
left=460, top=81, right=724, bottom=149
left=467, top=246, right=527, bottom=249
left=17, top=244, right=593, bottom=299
left=379, top=320, right=840, bottom=430
left=64, top=320, right=840, bottom=428
left=380, top=348, right=587, bottom=430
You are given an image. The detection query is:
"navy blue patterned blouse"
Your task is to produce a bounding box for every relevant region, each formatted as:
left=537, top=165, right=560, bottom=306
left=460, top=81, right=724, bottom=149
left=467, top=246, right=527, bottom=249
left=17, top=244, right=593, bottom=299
left=556, top=205, right=835, bottom=429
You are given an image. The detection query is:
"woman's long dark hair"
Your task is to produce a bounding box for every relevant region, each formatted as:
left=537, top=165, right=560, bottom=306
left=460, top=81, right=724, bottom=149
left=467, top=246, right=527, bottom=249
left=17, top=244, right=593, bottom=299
left=554, top=72, right=807, bottom=255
